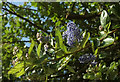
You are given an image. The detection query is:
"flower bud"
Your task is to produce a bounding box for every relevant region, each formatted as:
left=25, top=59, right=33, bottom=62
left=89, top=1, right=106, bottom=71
left=44, top=43, right=48, bottom=51
left=99, top=25, right=103, bottom=31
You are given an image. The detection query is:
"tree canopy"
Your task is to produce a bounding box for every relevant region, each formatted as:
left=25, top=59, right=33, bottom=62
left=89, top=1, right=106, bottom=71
left=2, top=2, right=120, bottom=81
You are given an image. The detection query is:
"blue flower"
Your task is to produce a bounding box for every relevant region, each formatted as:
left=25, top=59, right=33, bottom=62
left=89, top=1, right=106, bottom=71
left=78, top=53, right=96, bottom=63
left=62, top=22, right=82, bottom=47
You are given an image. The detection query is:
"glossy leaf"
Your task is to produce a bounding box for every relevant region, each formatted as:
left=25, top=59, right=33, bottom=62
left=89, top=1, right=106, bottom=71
left=100, top=37, right=114, bottom=48
left=100, top=10, right=110, bottom=28
left=98, top=31, right=107, bottom=40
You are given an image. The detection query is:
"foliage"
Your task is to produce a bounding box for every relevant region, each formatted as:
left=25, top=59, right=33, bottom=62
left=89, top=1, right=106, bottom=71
left=2, top=2, right=120, bottom=81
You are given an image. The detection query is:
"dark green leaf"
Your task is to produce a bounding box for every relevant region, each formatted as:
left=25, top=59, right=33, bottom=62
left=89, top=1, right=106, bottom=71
left=66, top=65, right=75, bottom=73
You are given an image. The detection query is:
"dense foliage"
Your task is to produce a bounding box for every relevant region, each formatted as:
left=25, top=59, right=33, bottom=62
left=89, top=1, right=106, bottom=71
left=2, top=2, right=120, bottom=81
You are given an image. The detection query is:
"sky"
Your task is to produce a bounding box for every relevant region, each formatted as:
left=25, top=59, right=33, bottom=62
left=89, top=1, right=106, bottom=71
left=6, top=2, right=31, bottom=47
left=6, top=0, right=28, bottom=2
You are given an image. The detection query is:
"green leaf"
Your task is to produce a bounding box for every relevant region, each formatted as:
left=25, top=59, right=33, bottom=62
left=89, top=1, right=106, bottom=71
left=16, top=68, right=25, bottom=77
left=92, top=38, right=100, bottom=49
left=55, top=49, right=64, bottom=58
left=57, top=55, right=72, bottom=71
left=34, top=55, right=48, bottom=65
left=17, top=50, right=23, bottom=59
left=31, top=2, right=37, bottom=7
left=55, top=28, right=68, bottom=53
left=46, top=67, right=55, bottom=75
left=100, top=37, right=114, bottom=48
left=94, top=48, right=98, bottom=57
left=92, top=41, right=95, bottom=52
left=111, top=4, right=120, bottom=19
left=8, top=62, right=24, bottom=75
left=100, top=10, right=110, bottom=29
left=80, top=32, right=90, bottom=48
left=37, top=42, right=42, bottom=58
left=107, top=22, right=111, bottom=32
left=66, top=65, right=75, bottom=73
left=98, top=31, right=107, bottom=40
left=28, top=40, right=35, bottom=55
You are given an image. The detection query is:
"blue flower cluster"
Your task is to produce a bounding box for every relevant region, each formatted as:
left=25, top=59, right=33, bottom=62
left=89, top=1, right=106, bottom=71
left=78, top=53, right=96, bottom=64
left=62, top=22, right=82, bottom=47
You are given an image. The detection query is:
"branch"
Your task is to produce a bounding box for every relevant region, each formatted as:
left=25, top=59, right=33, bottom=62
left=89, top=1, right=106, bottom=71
left=48, top=28, right=119, bottom=62
left=100, top=28, right=119, bottom=41
left=2, top=8, right=50, bottom=34
left=2, top=41, right=31, bottom=44
left=48, top=43, right=91, bottom=62
left=67, top=12, right=101, bottom=20
left=6, top=2, right=37, bottom=11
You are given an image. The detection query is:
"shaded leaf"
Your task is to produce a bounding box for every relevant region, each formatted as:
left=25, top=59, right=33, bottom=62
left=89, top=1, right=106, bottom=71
left=66, top=65, right=75, bottom=73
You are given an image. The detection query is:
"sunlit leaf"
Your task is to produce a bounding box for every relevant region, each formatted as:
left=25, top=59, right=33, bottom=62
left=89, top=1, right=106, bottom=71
left=100, top=10, right=110, bottom=29
left=8, top=62, right=24, bottom=75
left=55, top=28, right=68, bottom=53
left=16, top=68, right=25, bottom=77
left=98, top=31, right=107, bottom=40
left=17, top=50, right=23, bottom=59
left=58, top=55, right=72, bottom=71
left=37, top=42, right=42, bottom=58
left=80, top=32, right=90, bottom=48
left=28, top=40, right=35, bottom=55
left=100, top=37, right=114, bottom=48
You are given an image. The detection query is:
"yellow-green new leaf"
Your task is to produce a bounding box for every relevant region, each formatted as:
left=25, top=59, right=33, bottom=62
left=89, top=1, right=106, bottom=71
left=15, top=68, right=25, bottom=77
left=8, top=62, right=24, bottom=75
left=17, top=50, right=23, bottom=59
left=28, top=40, right=35, bottom=55
left=80, top=32, right=90, bottom=48
left=55, top=28, right=68, bottom=53
left=37, top=42, right=42, bottom=58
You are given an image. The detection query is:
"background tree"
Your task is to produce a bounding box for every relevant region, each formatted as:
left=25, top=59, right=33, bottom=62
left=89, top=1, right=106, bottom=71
left=2, top=2, right=120, bottom=81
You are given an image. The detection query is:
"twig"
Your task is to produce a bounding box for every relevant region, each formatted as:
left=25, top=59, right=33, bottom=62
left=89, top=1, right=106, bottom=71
left=7, top=2, right=37, bottom=11
left=2, top=41, right=31, bottom=44
left=100, top=28, right=118, bottom=41
left=67, top=12, right=101, bottom=20
left=2, top=8, right=50, bottom=34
